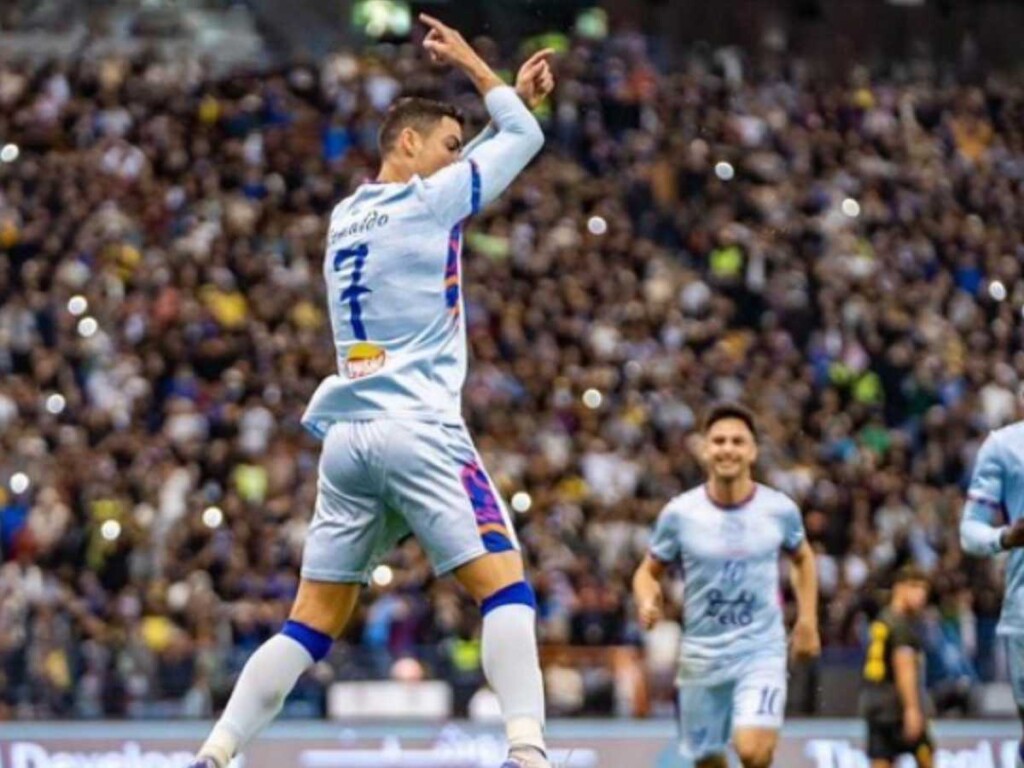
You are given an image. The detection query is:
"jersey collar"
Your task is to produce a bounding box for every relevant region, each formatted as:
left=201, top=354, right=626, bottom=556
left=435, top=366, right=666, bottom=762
left=704, top=482, right=758, bottom=511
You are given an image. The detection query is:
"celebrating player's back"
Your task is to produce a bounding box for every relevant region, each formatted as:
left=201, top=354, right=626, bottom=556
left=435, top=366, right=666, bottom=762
left=188, top=16, right=556, bottom=768
left=633, top=403, right=820, bottom=768
left=302, top=52, right=549, bottom=432
left=960, top=396, right=1024, bottom=768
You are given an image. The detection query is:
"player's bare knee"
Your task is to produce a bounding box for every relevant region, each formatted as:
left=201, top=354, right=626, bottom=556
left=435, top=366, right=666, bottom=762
left=737, top=747, right=773, bottom=768
left=454, top=551, right=525, bottom=604
left=735, top=734, right=776, bottom=768
left=290, top=579, right=361, bottom=638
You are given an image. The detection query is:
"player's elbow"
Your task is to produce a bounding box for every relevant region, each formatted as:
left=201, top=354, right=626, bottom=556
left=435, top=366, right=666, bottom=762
left=634, top=554, right=665, bottom=584
left=630, top=565, right=646, bottom=591
left=958, top=519, right=989, bottom=557
left=958, top=525, right=973, bottom=555
left=519, top=117, right=545, bottom=155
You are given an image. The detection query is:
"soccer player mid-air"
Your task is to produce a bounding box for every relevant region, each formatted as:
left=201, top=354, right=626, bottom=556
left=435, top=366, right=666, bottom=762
left=188, top=16, right=555, bottom=768
left=960, top=391, right=1024, bottom=768
left=632, top=403, right=821, bottom=768
left=859, top=566, right=934, bottom=768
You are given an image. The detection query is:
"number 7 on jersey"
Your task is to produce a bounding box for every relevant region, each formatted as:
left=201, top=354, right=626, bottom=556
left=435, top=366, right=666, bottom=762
left=333, top=244, right=371, bottom=340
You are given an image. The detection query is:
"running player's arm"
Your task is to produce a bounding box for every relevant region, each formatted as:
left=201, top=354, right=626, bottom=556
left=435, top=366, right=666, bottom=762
left=960, top=434, right=1014, bottom=556
left=633, top=506, right=680, bottom=630
left=783, top=499, right=821, bottom=658
left=633, top=554, right=667, bottom=630
left=788, top=542, right=819, bottom=626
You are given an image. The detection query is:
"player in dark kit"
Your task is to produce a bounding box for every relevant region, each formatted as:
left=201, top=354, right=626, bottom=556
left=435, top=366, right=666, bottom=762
left=859, top=567, right=934, bottom=768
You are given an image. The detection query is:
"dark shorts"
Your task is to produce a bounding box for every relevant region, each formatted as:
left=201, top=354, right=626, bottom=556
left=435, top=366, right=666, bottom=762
left=866, top=719, right=934, bottom=761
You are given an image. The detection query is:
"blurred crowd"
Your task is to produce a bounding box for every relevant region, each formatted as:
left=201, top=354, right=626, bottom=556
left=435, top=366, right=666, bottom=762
left=0, top=28, right=1023, bottom=720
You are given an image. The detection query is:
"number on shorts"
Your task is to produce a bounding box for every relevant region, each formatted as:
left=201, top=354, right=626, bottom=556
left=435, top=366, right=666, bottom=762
left=333, top=244, right=371, bottom=339
left=756, top=687, right=781, bottom=716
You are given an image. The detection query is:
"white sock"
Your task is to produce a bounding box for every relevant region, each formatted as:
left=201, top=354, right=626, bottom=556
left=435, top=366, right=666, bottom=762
left=481, top=603, right=547, bottom=754
left=199, top=634, right=315, bottom=765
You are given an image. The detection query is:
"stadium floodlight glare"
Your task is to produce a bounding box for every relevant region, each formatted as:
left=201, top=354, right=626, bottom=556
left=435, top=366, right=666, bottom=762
left=68, top=295, right=88, bottom=316
left=45, top=394, right=66, bottom=415
left=989, top=281, right=1007, bottom=302
left=587, top=215, right=608, bottom=236
left=714, top=161, right=735, bottom=181
left=0, top=144, right=18, bottom=163
left=582, top=388, right=603, bottom=409
left=101, top=520, right=122, bottom=542
left=202, top=506, right=224, bottom=528
left=842, top=198, right=861, bottom=218
left=371, top=565, right=394, bottom=587
left=10, top=473, right=29, bottom=494
left=352, top=0, right=411, bottom=39
left=575, top=7, right=609, bottom=40
left=78, top=317, right=99, bottom=337
left=511, top=491, right=533, bottom=514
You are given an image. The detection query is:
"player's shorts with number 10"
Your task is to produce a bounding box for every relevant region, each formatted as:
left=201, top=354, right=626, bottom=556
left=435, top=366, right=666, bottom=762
left=678, top=654, right=787, bottom=761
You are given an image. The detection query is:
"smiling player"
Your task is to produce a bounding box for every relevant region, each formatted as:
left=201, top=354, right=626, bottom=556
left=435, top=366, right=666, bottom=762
left=633, top=402, right=820, bottom=768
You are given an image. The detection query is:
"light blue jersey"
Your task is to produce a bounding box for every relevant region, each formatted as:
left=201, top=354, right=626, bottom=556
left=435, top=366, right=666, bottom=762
left=960, top=420, right=1024, bottom=636
left=301, top=86, right=543, bottom=438
left=649, top=483, right=805, bottom=684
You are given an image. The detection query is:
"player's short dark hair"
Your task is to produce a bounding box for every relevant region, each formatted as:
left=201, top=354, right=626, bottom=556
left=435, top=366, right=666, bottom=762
left=893, top=565, right=929, bottom=586
left=377, top=97, right=465, bottom=156
left=702, top=402, right=758, bottom=440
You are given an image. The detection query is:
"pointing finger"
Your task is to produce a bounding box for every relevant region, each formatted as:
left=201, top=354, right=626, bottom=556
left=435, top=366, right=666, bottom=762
left=522, top=48, right=556, bottom=69
left=418, top=13, right=449, bottom=34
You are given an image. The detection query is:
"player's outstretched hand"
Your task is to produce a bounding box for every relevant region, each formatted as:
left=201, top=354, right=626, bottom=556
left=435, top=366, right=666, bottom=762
left=791, top=617, right=821, bottom=661
left=515, top=49, right=556, bottom=109
left=1001, top=518, right=1024, bottom=549
left=420, top=13, right=478, bottom=69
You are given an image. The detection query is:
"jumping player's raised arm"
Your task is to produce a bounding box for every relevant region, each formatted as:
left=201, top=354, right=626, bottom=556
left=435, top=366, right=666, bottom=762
left=459, top=123, right=497, bottom=159
left=460, top=50, right=554, bottom=159
left=415, top=15, right=550, bottom=227
left=418, top=86, right=543, bottom=227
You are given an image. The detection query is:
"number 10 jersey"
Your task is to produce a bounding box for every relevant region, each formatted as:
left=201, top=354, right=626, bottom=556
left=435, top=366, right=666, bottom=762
left=648, top=483, right=806, bottom=684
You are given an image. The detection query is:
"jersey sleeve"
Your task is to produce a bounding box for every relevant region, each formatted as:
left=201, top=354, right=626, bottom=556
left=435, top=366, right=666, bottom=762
left=649, top=505, right=681, bottom=564
left=889, top=618, right=920, bottom=652
left=960, top=434, right=1008, bottom=557
left=781, top=496, right=806, bottom=552
left=967, top=433, right=1006, bottom=510
left=460, top=123, right=497, bottom=158
left=416, top=86, right=543, bottom=228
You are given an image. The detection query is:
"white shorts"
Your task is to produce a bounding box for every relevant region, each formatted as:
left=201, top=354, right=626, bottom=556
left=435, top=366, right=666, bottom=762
left=1008, top=636, right=1024, bottom=708
left=677, top=655, right=787, bottom=761
left=301, top=419, right=519, bottom=583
